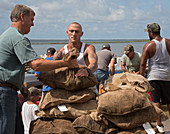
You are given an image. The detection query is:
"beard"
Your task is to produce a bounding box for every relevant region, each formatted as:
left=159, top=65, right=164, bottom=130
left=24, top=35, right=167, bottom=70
left=149, top=36, right=153, bottom=41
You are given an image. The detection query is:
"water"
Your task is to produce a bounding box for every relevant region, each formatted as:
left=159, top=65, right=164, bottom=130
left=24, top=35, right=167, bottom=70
left=31, top=39, right=147, bottom=57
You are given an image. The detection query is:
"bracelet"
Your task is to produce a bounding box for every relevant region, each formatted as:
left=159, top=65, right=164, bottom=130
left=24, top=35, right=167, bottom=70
left=86, top=68, right=91, bottom=75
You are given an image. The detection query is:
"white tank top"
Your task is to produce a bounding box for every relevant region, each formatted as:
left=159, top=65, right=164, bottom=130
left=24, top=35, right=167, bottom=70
left=147, top=38, right=170, bottom=81
left=64, top=43, right=86, bottom=65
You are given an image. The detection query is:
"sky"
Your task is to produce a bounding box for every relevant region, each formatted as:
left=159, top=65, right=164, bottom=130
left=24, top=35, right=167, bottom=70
left=0, top=0, right=170, bottom=40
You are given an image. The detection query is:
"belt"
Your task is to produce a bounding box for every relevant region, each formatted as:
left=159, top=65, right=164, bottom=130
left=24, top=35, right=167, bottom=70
left=0, top=82, right=20, bottom=91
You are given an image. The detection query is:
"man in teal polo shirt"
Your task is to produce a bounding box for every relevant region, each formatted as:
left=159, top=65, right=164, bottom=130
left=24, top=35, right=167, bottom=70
left=0, top=5, right=78, bottom=134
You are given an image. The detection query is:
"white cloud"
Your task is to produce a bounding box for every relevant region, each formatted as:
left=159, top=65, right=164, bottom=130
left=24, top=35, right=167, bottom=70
left=132, top=8, right=145, bottom=20
left=1, top=0, right=170, bottom=39
left=155, top=5, right=162, bottom=12
left=107, top=8, right=125, bottom=21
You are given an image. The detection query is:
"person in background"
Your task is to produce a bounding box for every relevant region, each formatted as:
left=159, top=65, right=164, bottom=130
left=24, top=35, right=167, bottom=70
left=46, top=47, right=56, bottom=59
left=35, top=48, right=56, bottom=94
left=0, top=4, right=78, bottom=134
left=53, top=22, right=98, bottom=77
left=140, top=23, right=170, bottom=133
left=22, top=86, right=40, bottom=134
left=93, top=44, right=115, bottom=93
left=121, top=44, right=141, bottom=74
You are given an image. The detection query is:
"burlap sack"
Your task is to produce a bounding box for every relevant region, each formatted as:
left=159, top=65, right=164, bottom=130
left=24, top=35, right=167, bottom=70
left=62, top=47, right=80, bottom=62
left=35, top=100, right=97, bottom=119
left=103, top=103, right=163, bottom=129
left=29, top=118, right=78, bottom=134
left=117, top=126, right=147, bottom=134
left=97, top=90, right=164, bottom=129
left=104, top=72, right=153, bottom=93
left=38, top=48, right=97, bottom=91
left=97, top=90, right=152, bottom=115
left=72, top=114, right=107, bottom=134
left=39, top=88, right=96, bottom=110
left=38, top=65, right=97, bottom=91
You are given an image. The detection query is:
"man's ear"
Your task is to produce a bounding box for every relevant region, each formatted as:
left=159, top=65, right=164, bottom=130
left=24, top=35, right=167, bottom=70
left=81, top=32, right=84, bottom=37
left=20, top=13, right=24, bottom=21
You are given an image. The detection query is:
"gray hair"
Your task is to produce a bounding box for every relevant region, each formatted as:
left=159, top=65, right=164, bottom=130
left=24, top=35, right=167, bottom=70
left=10, top=4, right=35, bottom=22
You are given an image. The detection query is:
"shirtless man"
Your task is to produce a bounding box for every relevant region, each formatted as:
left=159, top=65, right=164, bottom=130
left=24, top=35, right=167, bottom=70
left=54, top=22, right=98, bottom=77
left=140, top=23, right=170, bottom=133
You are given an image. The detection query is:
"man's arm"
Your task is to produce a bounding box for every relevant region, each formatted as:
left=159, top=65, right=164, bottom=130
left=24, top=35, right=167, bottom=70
left=121, top=62, right=127, bottom=72
left=109, top=58, right=115, bottom=75
left=27, top=58, right=79, bottom=71
left=139, top=43, right=150, bottom=76
left=135, top=52, right=142, bottom=74
left=86, top=45, right=98, bottom=73
left=165, top=38, right=170, bottom=55
left=75, top=44, right=97, bottom=78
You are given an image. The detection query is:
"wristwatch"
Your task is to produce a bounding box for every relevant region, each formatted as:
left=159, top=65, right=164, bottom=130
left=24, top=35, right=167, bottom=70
left=86, top=68, right=91, bottom=76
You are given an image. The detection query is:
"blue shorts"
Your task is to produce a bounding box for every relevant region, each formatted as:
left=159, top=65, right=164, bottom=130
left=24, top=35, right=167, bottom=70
left=93, top=69, right=109, bottom=91
left=149, top=80, right=170, bottom=104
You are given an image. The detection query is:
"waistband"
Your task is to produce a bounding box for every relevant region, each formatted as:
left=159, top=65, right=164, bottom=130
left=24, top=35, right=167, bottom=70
left=0, top=82, right=20, bottom=91
left=96, top=68, right=108, bottom=72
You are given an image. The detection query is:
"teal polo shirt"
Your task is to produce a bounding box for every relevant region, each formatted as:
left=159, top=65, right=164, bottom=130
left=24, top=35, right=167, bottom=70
left=0, top=27, right=39, bottom=89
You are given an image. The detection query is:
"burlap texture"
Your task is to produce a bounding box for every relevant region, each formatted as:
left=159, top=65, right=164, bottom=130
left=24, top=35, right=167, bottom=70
left=38, top=47, right=97, bottom=91
left=29, top=118, right=78, bottom=134
left=97, top=90, right=152, bottom=115
left=117, top=126, right=147, bottom=134
left=39, top=88, right=96, bottom=110
left=72, top=115, right=107, bottom=134
left=35, top=100, right=97, bottom=119
left=97, top=90, right=164, bottom=129
left=104, top=72, right=153, bottom=93
left=62, top=47, right=80, bottom=61
left=103, top=103, right=163, bottom=129
left=38, top=65, right=97, bottom=91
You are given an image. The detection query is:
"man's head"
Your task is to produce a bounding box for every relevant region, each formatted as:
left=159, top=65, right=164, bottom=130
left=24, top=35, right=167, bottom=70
left=123, top=44, right=134, bottom=59
left=10, top=4, right=35, bottom=35
left=47, top=48, right=56, bottom=57
left=102, top=44, right=111, bottom=50
left=144, top=23, right=161, bottom=40
left=28, top=86, right=40, bottom=101
left=67, top=22, right=83, bottom=44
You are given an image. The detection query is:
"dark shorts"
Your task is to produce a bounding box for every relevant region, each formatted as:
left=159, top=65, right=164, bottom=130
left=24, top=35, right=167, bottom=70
left=149, top=80, right=170, bottom=104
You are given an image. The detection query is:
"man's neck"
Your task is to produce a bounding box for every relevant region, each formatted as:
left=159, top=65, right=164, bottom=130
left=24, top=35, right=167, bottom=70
left=27, top=100, right=36, bottom=104
left=11, top=22, right=23, bottom=34
left=68, top=42, right=82, bottom=51
left=153, top=35, right=162, bottom=41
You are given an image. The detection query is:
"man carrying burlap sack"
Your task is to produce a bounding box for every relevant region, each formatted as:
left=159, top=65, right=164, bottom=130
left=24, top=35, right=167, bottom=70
left=53, top=22, right=98, bottom=77
left=37, top=48, right=98, bottom=91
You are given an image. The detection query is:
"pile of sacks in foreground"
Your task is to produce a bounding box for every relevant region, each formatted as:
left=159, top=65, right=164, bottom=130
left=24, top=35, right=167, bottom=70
left=29, top=49, right=165, bottom=134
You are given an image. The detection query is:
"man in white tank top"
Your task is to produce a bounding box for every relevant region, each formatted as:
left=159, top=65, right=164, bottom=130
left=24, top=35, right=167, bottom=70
left=140, top=23, right=170, bottom=133
left=54, top=22, right=98, bottom=77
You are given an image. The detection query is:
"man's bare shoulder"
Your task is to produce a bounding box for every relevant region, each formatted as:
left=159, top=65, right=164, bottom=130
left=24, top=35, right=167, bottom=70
left=143, top=40, right=155, bottom=50
left=165, top=38, right=170, bottom=54
left=143, top=40, right=156, bottom=58
left=165, top=38, right=170, bottom=45
left=84, top=43, right=95, bottom=50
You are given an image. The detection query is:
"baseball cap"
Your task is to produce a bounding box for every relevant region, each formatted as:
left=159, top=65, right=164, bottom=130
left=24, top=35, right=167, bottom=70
left=102, top=44, right=110, bottom=49
left=28, top=87, right=40, bottom=97
left=144, top=23, right=161, bottom=32
left=123, top=44, right=134, bottom=54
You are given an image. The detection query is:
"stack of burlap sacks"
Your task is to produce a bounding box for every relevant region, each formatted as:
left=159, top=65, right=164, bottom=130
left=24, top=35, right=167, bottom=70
left=29, top=48, right=164, bottom=134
